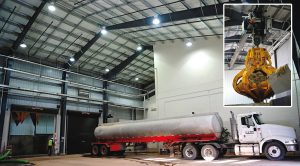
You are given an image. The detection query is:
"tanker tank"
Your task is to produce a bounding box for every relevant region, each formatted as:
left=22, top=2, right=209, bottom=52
left=94, top=113, right=223, bottom=140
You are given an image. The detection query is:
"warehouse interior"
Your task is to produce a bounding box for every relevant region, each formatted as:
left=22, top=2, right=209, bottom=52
left=0, top=0, right=299, bottom=166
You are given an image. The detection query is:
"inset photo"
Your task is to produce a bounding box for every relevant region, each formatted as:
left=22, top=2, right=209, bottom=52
left=223, top=4, right=292, bottom=106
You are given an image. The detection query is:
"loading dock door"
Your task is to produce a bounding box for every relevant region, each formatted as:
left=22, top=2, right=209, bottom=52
left=67, top=111, right=99, bottom=154
left=9, top=105, right=57, bottom=155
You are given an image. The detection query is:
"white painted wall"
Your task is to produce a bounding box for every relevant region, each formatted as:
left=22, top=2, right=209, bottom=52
left=146, top=37, right=300, bottom=146
left=276, top=37, right=292, bottom=69
left=275, top=37, right=292, bottom=98
left=143, top=96, right=158, bottom=120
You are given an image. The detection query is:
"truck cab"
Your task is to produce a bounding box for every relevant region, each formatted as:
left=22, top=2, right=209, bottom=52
left=233, top=112, right=298, bottom=160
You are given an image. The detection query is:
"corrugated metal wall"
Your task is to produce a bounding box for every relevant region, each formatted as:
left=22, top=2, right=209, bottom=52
left=108, top=83, right=143, bottom=107
left=4, top=59, right=144, bottom=136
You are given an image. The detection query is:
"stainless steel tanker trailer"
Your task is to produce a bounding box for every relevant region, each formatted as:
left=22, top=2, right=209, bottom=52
left=91, top=111, right=298, bottom=161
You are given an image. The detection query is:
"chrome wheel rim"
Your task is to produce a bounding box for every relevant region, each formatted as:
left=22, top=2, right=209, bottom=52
left=268, top=146, right=281, bottom=158
left=204, top=148, right=213, bottom=157
left=185, top=148, right=194, bottom=158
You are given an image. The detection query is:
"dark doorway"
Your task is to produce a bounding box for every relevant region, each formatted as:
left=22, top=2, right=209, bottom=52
left=8, top=105, right=57, bottom=156
left=66, top=111, right=99, bottom=154
left=9, top=135, right=50, bottom=155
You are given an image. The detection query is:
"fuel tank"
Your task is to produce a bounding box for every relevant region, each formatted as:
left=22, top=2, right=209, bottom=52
left=94, top=113, right=223, bottom=140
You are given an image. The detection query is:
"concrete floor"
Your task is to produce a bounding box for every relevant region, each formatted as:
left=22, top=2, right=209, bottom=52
left=9, top=153, right=298, bottom=166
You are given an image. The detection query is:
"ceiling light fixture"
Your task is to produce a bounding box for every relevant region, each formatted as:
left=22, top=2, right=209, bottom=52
left=135, top=77, right=139, bottom=81
left=137, top=44, right=142, bottom=51
left=20, top=43, right=27, bottom=48
left=48, top=3, right=56, bottom=12
left=105, top=68, right=110, bottom=72
left=70, top=57, right=75, bottom=62
left=101, top=27, right=107, bottom=35
left=152, top=16, right=160, bottom=25
left=186, top=41, right=193, bottom=47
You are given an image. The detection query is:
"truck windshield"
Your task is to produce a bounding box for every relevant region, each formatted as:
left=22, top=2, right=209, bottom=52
left=253, top=114, right=263, bottom=125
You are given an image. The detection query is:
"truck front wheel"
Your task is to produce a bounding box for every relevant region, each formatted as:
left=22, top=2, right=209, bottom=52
left=91, top=145, right=99, bottom=156
left=201, top=145, right=219, bottom=161
left=264, top=142, right=286, bottom=160
left=182, top=144, right=199, bottom=160
left=99, top=145, right=110, bottom=156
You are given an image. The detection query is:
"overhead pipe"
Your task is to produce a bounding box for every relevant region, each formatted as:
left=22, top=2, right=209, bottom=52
left=0, top=66, right=146, bottom=98
left=8, top=92, right=102, bottom=106
left=0, top=54, right=147, bottom=92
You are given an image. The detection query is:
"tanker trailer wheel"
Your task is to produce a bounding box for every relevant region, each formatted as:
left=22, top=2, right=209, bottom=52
left=201, top=145, right=219, bottom=161
left=264, top=142, right=286, bottom=160
left=99, top=144, right=110, bottom=156
left=182, top=144, right=199, bottom=160
left=91, top=145, right=99, bottom=156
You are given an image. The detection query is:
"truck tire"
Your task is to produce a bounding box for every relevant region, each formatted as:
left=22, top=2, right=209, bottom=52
left=91, top=145, right=99, bottom=156
left=264, top=142, right=286, bottom=160
left=99, top=145, right=110, bottom=156
left=182, top=144, right=199, bottom=160
left=201, top=145, right=219, bottom=161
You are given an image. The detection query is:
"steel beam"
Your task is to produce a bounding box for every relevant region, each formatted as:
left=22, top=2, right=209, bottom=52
left=66, top=32, right=102, bottom=68
left=229, top=33, right=248, bottom=69
left=59, top=71, right=67, bottom=154
left=12, top=0, right=47, bottom=50
left=293, top=36, right=300, bottom=78
left=104, top=46, right=153, bottom=80
left=226, top=19, right=289, bottom=30
left=225, top=8, right=290, bottom=30
left=0, top=59, right=11, bottom=150
left=225, top=35, right=252, bottom=43
left=107, top=3, right=223, bottom=30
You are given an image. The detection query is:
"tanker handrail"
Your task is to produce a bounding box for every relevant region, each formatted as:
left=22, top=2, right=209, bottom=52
left=99, top=112, right=220, bottom=126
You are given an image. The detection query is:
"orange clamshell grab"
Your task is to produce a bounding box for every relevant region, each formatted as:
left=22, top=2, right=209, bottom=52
left=232, top=47, right=276, bottom=103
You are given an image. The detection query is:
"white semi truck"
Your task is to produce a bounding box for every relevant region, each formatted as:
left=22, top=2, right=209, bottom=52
left=92, top=111, right=298, bottom=161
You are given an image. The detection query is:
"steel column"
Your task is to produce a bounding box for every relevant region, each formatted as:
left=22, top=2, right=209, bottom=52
left=102, top=80, right=108, bottom=123
left=59, top=71, right=67, bottom=154
left=0, top=59, right=11, bottom=150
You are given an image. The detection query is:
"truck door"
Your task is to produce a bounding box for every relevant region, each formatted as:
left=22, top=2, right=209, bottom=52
left=238, top=115, right=260, bottom=143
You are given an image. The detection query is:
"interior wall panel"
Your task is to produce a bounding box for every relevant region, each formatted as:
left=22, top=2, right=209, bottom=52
left=151, top=36, right=300, bottom=145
